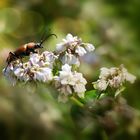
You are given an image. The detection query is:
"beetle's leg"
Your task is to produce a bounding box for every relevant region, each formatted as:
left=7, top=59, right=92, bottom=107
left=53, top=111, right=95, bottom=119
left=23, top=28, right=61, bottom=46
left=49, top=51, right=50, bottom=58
left=5, top=52, right=16, bottom=73
left=4, top=64, right=8, bottom=74
left=20, top=57, right=23, bottom=63
left=9, top=52, right=16, bottom=56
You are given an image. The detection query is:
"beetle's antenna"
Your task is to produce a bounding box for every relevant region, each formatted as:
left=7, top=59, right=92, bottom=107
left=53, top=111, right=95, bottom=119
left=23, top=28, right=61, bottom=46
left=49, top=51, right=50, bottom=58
left=39, top=28, right=57, bottom=46
left=40, top=30, right=46, bottom=43
left=40, top=33, right=57, bottom=46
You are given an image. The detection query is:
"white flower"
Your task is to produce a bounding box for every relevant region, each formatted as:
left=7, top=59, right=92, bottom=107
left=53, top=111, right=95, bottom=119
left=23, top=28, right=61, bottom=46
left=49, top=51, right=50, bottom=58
left=72, top=72, right=87, bottom=94
left=41, top=68, right=53, bottom=81
left=34, top=71, right=45, bottom=82
left=99, top=67, right=110, bottom=79
left=55, top=33, right=95, bottom=70
left=110, top=67, right=118, bottom=76
left=61, top=52, right=80, bottom=66
left=59, top=64, right=74, bottom=85
left=124, top=72, right=136, bottom=84
left=13, top=67, right=30, bottom=82
left=64, top=33, right=77, bottom=43
left=29, top=53, right=40, bottom=65
left=13, top=66, right=30, bottom=82
left=73, top=72, right=87, bottom=85
left=94, top=79, right=108, bottom=91
left=54, top=76, right=73, bottom=102
left=73, top=83, right=86, bottom=98
left=109, top=75, right=122, bottom=88
left=75, top=46, right=87, bottom=56
left=56, top=34, right=78, bottom=52
left=42, top=51, right=56, bottom=66
left=85, top=43, right=95, bottom=52
left=93, top=64, right=136, bottom=92
left=120, top=65, right=136, bottom=84
left=14, top=67, right=24, bottom=77
left=61, top=63, right=71, bottom=72
left=56, top=43, right=65, bottom=52
left=62, top=33, right=79, bottom=47
left=33, top=67, right=53, bottom=82
left=56, top=34, right=82, bottom=53
left=53, top=64, right=87, bottom=102
left=3, top=65, right=17, bottom=86
left=29, top=51, right=56, bottom=69
left=72, top=72, right=87, bottom=96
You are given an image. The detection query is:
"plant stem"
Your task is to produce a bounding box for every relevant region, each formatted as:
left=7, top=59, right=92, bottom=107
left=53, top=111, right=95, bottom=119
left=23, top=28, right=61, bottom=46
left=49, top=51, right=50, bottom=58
left=70, top=96, right=84, bottom=107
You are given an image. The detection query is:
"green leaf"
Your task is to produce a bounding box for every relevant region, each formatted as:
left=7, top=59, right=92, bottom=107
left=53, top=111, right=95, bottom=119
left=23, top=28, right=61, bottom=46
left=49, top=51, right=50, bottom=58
left=82, top=90, right=98, bottom=103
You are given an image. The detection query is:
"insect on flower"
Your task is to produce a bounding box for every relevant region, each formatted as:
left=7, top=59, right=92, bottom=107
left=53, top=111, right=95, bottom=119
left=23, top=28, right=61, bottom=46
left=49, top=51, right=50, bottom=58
left=4, top=32, right=57, bottom=73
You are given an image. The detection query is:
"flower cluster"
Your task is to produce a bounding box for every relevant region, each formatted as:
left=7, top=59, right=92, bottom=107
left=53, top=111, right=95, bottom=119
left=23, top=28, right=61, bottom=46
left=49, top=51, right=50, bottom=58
left=93, top=64, right=136, bottom=92
left=56, top=34, right=95, bottom=55
left=56, top=34, right=95, bottom=67
left=54, top=64, right=87, bottom=102
left=3, top=51, right=56, bottom=85
left=3, top=34, right=95, bottom=102
left=53, top=34, right=95, bottom=102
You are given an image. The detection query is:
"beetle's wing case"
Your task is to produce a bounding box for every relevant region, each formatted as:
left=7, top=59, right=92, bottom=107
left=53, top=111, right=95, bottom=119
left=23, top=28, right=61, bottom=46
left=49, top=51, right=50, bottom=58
left=14, top=44, right=28, bottom=56
left=26, top=42, right=36, bottom=49
left=26, top=42, right=38, bottom=54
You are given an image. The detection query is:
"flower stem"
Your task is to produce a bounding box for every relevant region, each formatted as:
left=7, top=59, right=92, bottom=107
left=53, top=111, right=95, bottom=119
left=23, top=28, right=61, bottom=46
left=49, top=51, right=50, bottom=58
left=70, top=96, right=84, bottom=107
left=96, top=91, right=102, bottom=99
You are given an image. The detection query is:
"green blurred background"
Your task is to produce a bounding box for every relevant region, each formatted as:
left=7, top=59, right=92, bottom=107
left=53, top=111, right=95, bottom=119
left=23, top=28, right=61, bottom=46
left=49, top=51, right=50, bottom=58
left=0, top=0, right=140, bottom=139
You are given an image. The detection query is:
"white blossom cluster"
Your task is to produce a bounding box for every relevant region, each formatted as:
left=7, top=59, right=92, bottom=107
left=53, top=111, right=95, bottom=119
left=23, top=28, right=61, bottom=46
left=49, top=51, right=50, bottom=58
left=3, top=33, right=95, bottom=102
left=53, top=34, right=95, bottom=102
left=54, top=64, right=87, bottom=103
left=3, top=51, right=56, bottom=86
left=56, top=34, right=95, bottom=67
left=93, top=64, right=136, bottom=92
left=56, top=34, right=95, bottom=55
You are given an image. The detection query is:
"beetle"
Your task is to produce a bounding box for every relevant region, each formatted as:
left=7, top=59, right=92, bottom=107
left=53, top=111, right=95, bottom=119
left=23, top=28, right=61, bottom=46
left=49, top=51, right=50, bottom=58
left=4, top=33, right=57, bottom=73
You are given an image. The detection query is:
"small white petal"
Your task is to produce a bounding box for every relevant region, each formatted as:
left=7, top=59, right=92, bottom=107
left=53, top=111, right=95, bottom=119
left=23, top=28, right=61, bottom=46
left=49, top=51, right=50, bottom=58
left=61, top=52, right=80, bottom=67
left=40, top=68, right=53, bottom=81
left=56, top=43, right=65, bottom=52
left=125, top=72, right=136, bottom=84
left=99, top=67, right=110, bottom=79
left=85, top=43, right=95, bottom=52
left=110, top=67, right=118, bottom=76
left=73, top=72, right=87, bottom=85
left=61, top=64, right=72, bottom=72
left=65, top=34, right=75, bottom=42
left=109, top=76, right=122, bottom=88
left=14, top=68, right=24, bottom=77
left=74, top=83, right=86, bottom=95
left=35, top=71, right=45, bottom=81
left=75, top=46, right=87, bottom=56
left=95, top=79, right=108, bottom=91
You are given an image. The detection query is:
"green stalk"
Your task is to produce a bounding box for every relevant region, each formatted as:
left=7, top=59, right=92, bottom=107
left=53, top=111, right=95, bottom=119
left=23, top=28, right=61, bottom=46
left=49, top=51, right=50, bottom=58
left=70, top=96, right=84, bottom=107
